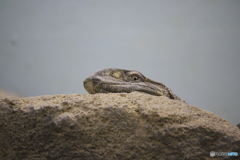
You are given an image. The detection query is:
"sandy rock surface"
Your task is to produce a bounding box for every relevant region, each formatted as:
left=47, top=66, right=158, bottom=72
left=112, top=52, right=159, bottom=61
left=0, top=92, right=239, bottom=160
left=0, top=89, right=20, bottom=98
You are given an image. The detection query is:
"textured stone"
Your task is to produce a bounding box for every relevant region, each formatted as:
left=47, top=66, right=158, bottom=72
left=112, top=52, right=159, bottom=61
left=0, top=92, right=239, bottom=160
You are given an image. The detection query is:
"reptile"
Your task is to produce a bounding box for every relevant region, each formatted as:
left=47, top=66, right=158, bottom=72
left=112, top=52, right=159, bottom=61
left=84, top=68, right=182, bottom=100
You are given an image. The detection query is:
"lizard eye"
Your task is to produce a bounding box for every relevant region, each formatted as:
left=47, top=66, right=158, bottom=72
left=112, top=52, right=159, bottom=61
left=130, top=75, right=140, bottom=81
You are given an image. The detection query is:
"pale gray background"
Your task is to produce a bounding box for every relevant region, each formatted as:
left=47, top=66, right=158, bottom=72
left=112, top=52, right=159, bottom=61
left=0, top=0, right=239, bottom=124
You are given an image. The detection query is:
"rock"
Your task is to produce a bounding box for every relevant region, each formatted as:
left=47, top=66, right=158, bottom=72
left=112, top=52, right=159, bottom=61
left=237, top=123, right=240, bottom=129
left=0, top=92, right=239, bottom=160
left=0, top=88, right=20, bottom=98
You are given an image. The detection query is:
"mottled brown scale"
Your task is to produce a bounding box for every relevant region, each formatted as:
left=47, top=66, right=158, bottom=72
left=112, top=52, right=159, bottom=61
left=84, top=68, right=183, bottom=101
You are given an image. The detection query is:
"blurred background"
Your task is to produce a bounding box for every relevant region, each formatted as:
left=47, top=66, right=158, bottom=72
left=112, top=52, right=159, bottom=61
left=0, top=0, right=239, bottom=125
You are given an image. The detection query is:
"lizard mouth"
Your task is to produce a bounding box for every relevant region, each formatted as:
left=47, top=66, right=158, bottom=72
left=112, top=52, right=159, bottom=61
left=84, top=68, right=181, bottom=100
left=84, top=76, right=164, bottom=96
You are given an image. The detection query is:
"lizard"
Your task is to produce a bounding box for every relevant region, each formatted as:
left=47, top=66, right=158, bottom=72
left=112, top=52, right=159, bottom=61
left=83, top=68, right=182, bottom=100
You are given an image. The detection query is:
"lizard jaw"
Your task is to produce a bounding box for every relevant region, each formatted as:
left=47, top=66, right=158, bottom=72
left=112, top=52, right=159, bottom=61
left=84, top=76, right=164, bottom=96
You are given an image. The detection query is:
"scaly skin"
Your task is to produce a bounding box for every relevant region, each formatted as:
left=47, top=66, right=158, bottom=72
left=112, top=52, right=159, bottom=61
left=84, top=68, right=182, bottom=100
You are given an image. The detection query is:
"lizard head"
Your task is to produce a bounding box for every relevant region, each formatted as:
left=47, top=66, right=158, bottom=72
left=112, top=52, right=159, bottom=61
left=84, top=68, right=180, bottom=99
